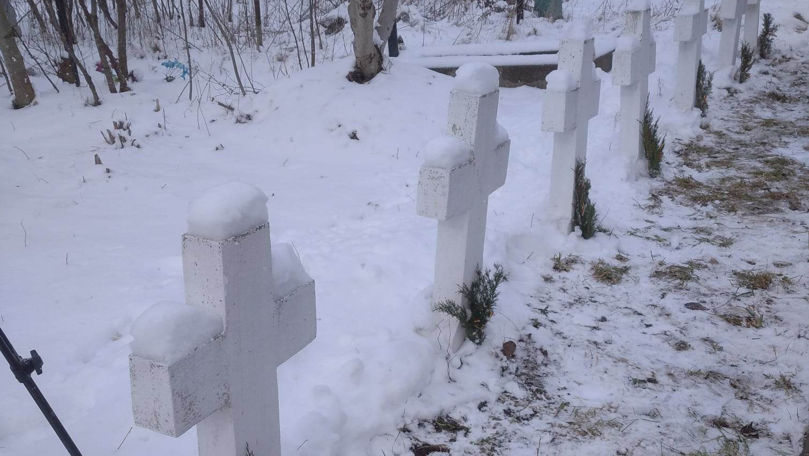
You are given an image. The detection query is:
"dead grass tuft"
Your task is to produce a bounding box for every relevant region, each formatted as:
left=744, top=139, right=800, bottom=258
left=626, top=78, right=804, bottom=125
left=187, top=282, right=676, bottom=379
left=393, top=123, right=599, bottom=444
left=552, top=253, right=581, bottom=272
left=652, top=261, right=707, bottom=285
left=721, top=306, right=764, bottom=329
left=773, top=374, right=798, bottom=394
left=590, top=260, right=630, bottom=285
left=733, top=270, right=775, bottom=290
left=431, top=415, right=469, bottom=436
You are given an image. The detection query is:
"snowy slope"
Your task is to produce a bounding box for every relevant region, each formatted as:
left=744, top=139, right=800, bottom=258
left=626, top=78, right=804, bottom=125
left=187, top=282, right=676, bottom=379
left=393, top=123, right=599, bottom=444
left=1, top=0, right=808, bottom=455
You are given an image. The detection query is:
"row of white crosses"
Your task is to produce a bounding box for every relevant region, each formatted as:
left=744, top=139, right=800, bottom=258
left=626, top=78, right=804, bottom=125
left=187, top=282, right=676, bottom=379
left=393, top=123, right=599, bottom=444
left=676, top=0, right=762, bottom=111
left=129, top=184, right=317, bottom=456
left=415, top=0, right=768, bottom=357
left=127, top=2, right=769, bottom=454
left=719, top=0, right=763, bottom=69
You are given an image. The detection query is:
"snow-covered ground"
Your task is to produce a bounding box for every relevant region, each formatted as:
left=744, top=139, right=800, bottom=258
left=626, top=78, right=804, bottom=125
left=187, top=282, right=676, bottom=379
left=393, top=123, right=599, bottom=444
left=1, top=0, right=808, bottom=455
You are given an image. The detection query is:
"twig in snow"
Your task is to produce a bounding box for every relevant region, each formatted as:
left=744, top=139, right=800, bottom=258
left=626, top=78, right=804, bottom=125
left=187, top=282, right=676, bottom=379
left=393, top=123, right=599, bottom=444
left=20, top=221, right=27, bottom=247
left=15, top=146, right=30, bottom=160
left=115, top=426, right=133, bottom=451
left=216, top=101, right=235, bottom=111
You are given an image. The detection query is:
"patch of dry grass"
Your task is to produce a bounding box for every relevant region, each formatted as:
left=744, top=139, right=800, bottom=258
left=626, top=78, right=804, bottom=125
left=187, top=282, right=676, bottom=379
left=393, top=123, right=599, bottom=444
left=552, top=253, right=581, bottom=272
left=773, top=374, right=799, bottom=394
left=733, top=270, right=775, bottom=290
left=721, top=306, right=764, bottom=329
left=662, top=96, right=809, bottom=216
left=652, top=261, right=707, bottom=285
left=590, top=260, right=630, bottom=285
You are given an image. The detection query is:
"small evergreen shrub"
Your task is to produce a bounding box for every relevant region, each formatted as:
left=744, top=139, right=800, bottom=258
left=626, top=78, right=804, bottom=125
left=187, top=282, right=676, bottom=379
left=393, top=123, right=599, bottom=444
left=573, top=161, right=597, bottom=239
left=641, top=101, right=665, bottom=178
left=758, top=13, right=778, bottom=59
left=434, top=265, right=508, bottom=345
left=695, top=60, right=713, bottom=117
left=738, top=43, right=754, bottom=83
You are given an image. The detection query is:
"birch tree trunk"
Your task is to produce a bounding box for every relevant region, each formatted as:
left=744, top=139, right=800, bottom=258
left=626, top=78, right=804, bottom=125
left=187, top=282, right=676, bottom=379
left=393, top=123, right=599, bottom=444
left=347, top=0, right=380, bottom=82
left=0, top=0, right=36, bottom=108
left=347, top=0, right=397, bottom=83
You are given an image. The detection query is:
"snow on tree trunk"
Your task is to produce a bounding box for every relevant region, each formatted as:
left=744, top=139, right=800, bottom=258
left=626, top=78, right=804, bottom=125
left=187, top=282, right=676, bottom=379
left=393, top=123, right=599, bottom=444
left=347, top=0, right=381, bottom=83
left=0, top=0, right=36, bottom=108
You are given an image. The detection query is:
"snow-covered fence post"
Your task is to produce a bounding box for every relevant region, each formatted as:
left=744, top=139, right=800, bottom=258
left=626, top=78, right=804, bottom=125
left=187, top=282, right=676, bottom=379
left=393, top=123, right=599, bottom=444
left=613, top=0, right=656, bottom=163
left=128, top=183, right=317, bottom=456
left=674, top=0, right=708, bottom=111
left=743, top=0, right=761, bottom=51
left=417, top=63, right=510, bottom=352
left=542, top=24, right=600, bottom=231
left=542, top=69, right=579, bottom=231
left=718, top=0, right=745, bottom=69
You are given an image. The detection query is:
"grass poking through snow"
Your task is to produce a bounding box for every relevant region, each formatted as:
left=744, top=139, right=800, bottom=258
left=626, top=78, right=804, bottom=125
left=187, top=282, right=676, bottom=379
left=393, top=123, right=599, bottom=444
left=590, top=260, right=630, bottom=285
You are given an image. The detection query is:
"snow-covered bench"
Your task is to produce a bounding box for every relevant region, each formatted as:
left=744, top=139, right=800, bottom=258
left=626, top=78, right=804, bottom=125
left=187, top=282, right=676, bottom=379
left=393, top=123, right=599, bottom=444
left=398, top=37, right=617, bottom=88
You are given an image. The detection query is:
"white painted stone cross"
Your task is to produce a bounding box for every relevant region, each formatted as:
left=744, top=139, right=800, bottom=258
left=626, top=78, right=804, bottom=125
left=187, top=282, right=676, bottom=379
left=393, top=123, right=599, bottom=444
left=674, top=0, right=708, bottom=111
left=557, top=23, right=601, bottom=165
left=613, top=0, right=657, bottom=164
left=417, top=63, right=510, bottom=351
left=542, top=69, right=579, bottom=231
left=542, top=24, right=600, bottom=230
left=743, top=0, right=761, bottom=53
left=129, top=182, right=317, bottom=456
left=718, top=0, right=746, bottom=68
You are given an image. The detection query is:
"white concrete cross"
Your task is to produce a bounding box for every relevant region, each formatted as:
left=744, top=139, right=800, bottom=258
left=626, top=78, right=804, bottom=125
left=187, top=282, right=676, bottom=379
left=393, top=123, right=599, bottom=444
left=556, top=24, right=601, bottom=163
left=674, top=0, right=708, bottom=111
left=417, top=63, right=510, bottom=352
left=542, top=68, right=579, bottom=231
left=718, top=0, right=746, bottom=68
left=542, top=25, right=600, bottom=230
left=129, top=185, right=317, bottom=456
left=613, top=1, right=657, bottom=164
left=743, top=0, right=761, bottom=53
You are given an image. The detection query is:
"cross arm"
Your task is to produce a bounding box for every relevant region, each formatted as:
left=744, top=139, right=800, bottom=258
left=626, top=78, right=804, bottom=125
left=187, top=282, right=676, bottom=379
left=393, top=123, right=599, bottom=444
left=542, top=70, right=579, bottom=132
left=417, top=158, right=476, bottom=221
left=130, top=335, right=228, bottom=437
left=612, top=36, right=645, bottom=86
left=271, top=243, right=317, bottom=363
left=675, top=7, right=707, bottom=42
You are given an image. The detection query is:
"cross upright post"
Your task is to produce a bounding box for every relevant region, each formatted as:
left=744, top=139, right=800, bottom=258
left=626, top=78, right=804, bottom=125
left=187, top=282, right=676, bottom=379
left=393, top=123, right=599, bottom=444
left=674, top=0, right=708, bottom=111
left=613, top=1, right=657, bottom=164
left=718, top=0, right=746, bottom=68
left=742, top=0, right=761, bottom=52
left=129, top=183, right=317, bottom=456
left=417, top=63, right=510, bottom=352
left=542, top=68, right=579, bottom=231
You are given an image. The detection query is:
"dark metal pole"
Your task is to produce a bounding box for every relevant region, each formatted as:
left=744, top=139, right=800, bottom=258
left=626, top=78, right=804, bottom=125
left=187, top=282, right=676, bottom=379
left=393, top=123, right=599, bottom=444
left=0, top=326, right=83, bottom=456
left=387, top=21, right=399, bottom=58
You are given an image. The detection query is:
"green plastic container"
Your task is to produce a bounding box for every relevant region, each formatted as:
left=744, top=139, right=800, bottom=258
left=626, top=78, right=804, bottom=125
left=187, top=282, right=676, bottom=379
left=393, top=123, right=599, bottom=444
left=534, top=0, right=563, bottom=20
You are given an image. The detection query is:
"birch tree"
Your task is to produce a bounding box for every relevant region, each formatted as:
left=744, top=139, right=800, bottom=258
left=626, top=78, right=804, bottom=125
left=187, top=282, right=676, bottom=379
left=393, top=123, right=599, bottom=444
left=0, top=0, right=36, bottom=108
left=347, top=0, right=397, bottom=82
